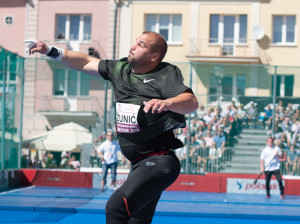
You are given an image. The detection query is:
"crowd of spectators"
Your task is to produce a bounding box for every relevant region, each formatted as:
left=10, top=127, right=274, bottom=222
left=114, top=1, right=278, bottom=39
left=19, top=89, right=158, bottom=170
left=175, top=101, right=242, bottom=173
left=21, top=100, right=300, bottom=176
left=21, top=151, right=81, bottom=170
left=262, top=101, right=300, bottom=175
left=175, top=100, right=300, bottom=175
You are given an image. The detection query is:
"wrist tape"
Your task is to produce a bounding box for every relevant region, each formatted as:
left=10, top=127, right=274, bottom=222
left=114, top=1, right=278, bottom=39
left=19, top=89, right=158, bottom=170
left=46, top=45, right=64, bottom=61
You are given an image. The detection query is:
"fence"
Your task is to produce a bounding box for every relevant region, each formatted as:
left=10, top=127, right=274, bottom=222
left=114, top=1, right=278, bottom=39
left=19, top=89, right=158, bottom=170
left=2, top=55, right=300, bottom=176
left=0, top=47, right=24, bottom=170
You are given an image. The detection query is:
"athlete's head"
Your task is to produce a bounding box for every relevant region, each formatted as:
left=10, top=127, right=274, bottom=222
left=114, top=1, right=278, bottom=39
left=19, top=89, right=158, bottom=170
left=128, top=31, right=167, bottom=73
left=143, top=31, right=168, bottom=61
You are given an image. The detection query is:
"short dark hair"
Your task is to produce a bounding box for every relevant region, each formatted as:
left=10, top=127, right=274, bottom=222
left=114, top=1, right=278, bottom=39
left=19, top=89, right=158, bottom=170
left=143, top=31, right=168, bottom=61
left=267, top=136, right=274, bottom=141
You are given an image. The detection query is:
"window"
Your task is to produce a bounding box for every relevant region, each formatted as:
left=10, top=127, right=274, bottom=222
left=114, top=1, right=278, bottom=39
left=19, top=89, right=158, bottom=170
left=209, top=14, right=247, bottom=53
left=54, top=69, right=89, bottom=96
left=209, top=74, right=246, bottom=100
left=271, top=75, right=294, bottom=97
left=146, top=14, right=182, bottom=43
left=273, top=15, right=296, bottom=44
left=56, top=15, right=92, bottom=40
left=210, top=15, right=247, bottom=43
left=4, top=16, right=13, bottom=25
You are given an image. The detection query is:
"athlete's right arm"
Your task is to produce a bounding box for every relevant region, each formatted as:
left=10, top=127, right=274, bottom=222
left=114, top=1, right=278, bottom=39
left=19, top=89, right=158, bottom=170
left=61, top=49, right=100, bottom=77
left=26, top=40, right=100, bottom=77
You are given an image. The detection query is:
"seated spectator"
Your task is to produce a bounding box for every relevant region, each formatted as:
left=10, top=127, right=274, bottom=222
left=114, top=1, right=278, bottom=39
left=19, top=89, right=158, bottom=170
left=69, top=155, right=80, bottom=171
left=203, top=109, right=214, bottom=126
left=245, top=102, right=257, bottom=129
left=195, top=134, right=208, bottom=173
left=267, top=125, right=282, bottom=139
left=281, top=116, right=293, bottom=135
left=59, top=152, right=69, bottom=169
left=237, top=104, right=246, bottom=129
left=279, top=132, right=290, bottom=150
left=189, top=135, right=201, bottom=173
left=285, top=144, right=298, bottom=175
left=286, top=103, right=295, bottom=118
left=263, top=104, right=273, bottom=130
left=197, top=104, right=207, bottom=120
left=208, top=141, right=222, bottom=172
left=204, top=130, right=214, bottom=148
left=213, top=129, right=226, bottom=156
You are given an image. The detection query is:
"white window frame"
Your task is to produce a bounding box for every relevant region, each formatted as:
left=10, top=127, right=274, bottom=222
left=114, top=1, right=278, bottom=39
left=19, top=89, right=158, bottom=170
left=146, top=14, right=182, bottom=45
left=54, top=69, right=89, bottom=97
left=210, top=15, right=247, bottom=45
left=271, top=15, right=296, bottom=46
left=55, top=14, right=92, bottom=42
left=209, top=73, right=246, bottom=98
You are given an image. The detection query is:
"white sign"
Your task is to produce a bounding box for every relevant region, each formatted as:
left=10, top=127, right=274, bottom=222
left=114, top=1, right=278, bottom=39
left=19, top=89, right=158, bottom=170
left=227, top=178, right=284, bottom=195
left=93, top=173, right=128, bottom=190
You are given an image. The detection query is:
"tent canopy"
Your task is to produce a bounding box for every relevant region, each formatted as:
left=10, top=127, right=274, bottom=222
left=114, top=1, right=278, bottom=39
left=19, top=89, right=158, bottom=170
left=28, top=122, right=92, bottom=152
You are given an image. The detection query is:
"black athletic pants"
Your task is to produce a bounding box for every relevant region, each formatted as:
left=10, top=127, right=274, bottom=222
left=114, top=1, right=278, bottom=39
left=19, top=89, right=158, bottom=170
left=105, top=151, right=181, bottom=224
left=264, top=169, right=284, bottom=196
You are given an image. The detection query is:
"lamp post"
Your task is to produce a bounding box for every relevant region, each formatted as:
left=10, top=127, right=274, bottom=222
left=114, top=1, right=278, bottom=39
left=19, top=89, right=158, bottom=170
left=214, top=65, right=225, bottom=109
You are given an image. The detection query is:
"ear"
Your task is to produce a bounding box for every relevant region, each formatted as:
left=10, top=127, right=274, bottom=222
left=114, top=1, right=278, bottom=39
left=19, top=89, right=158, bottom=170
left=151, top=53, right=160, bottom=62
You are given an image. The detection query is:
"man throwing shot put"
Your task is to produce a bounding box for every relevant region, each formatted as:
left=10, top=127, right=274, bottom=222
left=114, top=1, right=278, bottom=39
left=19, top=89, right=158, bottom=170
left=25, top=31, right=198, bottom=224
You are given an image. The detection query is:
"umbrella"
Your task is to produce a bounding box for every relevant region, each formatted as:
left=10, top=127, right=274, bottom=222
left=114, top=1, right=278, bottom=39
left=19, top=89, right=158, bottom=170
left=42, top=122, right=92, bottom=152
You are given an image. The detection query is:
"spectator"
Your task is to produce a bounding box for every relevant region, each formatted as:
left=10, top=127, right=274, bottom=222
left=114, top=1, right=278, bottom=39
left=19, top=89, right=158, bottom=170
left=245, top=102, right=257, bottom=129
left=260, top=137, right=285, bottom=199
left=195, top=134, right=208, bottom=173
left=204, top=130, right=214, bottom=148
left=237, top=104, right=246, bottom=129
left=208, top=141, right=222, bottom=172
left=285, top=145, right=297, bottom=175
left=189, top=135, right=201, bottom=173
left=263, top=104, right=273, bottom=130
left=213, top=129, right=226, bottom=157
left=197, top=105, right=207, bottom=120
left=69, top=155, right=80, bottom=171
left=59, top=152, right=69, bottom=169
left=97, top=130, right=122, bottom=192
left=279, top=132, right=290, bottom=150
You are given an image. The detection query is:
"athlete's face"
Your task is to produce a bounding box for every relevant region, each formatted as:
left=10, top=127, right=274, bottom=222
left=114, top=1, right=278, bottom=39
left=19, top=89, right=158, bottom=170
left=128, top=33, right=157, bottom=69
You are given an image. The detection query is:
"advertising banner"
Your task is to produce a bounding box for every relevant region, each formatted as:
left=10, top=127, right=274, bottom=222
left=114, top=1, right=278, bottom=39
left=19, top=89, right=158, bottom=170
left=227, top=178, right=284, bottom=195
left=93, top=173, right=128, bottom=190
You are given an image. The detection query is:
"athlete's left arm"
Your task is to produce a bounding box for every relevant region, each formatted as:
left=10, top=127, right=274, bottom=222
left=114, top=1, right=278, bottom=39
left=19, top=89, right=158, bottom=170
left=143, top=90, right=199, bottom=115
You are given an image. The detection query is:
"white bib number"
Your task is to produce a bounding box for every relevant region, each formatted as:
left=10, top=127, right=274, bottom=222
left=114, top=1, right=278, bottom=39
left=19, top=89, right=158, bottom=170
left=116, top=102, right=141, bottom=133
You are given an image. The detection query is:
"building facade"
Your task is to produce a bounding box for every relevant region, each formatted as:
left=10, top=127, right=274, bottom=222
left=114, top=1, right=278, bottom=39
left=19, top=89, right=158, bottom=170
left=1, top=0, right=300, bottom=147
left=119, top=0, right=300, bottom=106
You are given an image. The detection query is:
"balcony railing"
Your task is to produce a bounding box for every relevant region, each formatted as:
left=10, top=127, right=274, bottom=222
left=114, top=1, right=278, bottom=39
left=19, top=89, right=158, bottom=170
left=37, top=95, right=104, bottom=116
left=189, top=38, right=259, bottom=58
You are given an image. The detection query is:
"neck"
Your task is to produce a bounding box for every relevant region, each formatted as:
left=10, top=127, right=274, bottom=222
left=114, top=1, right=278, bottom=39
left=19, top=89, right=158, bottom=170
left=132, top=63, right=159, bottom=74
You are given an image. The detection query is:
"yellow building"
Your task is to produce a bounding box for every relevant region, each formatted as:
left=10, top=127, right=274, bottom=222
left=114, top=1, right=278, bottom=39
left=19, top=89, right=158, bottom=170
left=119, top=0, right=300, bottom=106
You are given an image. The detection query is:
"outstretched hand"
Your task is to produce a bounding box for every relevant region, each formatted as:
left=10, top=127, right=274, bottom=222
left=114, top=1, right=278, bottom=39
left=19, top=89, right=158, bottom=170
left=24, top=40, right=49, bottom=55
